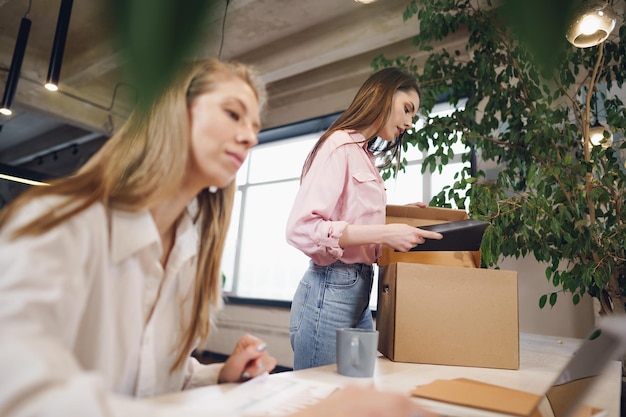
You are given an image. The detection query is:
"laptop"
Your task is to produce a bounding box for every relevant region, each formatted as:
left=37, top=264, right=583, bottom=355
left=412, top=315, right=626, bottom=417
left=539, top=315, right=626, bottom=417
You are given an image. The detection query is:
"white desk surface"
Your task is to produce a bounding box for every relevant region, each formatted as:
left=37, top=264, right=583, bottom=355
left=150, top=332, right=622, bottom=417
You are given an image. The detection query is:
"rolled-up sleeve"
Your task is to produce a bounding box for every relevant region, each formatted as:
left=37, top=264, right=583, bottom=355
left=286, top=138, right=350, bottom=265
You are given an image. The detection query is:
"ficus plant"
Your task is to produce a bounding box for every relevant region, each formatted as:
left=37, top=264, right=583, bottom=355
left=374, top=0, right=626, bottom=315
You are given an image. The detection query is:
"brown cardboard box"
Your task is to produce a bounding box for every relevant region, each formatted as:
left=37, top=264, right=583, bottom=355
left=376, top=205, right=519, bottom=370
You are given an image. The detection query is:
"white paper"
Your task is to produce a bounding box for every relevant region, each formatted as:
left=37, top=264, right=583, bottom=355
left=147, top=373, right=340, bottom=416
left=223, top=373, right=340, bottom=416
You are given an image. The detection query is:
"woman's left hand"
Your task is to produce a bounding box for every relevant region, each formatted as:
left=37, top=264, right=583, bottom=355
left=217, top=334, right=277, bottom=383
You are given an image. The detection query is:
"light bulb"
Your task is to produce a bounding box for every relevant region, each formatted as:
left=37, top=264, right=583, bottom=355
left=588, top=123, right=613, bottom=149
left=579, top=15, right=603, bottom=35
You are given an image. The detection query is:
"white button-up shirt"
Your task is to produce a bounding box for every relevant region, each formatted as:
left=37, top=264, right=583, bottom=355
left=0, top=196, right=223, bottom=416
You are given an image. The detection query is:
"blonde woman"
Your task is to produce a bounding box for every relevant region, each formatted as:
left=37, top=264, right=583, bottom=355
left=0, top=59, right=433, bottom=417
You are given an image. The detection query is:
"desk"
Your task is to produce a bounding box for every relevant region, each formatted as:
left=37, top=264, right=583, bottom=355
left=151, top=333, right=622, bottom=417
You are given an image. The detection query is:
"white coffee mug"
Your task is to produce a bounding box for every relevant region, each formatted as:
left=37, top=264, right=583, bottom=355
left=336, top=328, right=378, bottom=377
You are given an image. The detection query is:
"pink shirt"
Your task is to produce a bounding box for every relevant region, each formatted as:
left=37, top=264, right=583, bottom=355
left=286, top=130, right=386, bottom=266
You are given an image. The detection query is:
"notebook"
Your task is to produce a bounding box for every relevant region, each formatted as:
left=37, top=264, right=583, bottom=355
left=406, top=219, right=490, bottom=252
left=412, top=315, right=626, bottom=417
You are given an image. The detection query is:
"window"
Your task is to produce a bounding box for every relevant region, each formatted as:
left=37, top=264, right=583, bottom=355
left=221, top=134, right=316, bottom=300
left=222, top=102, right=469, bottom=306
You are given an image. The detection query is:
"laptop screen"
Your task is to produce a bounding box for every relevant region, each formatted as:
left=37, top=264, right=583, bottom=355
left=544, top=316, right=626, bottom=417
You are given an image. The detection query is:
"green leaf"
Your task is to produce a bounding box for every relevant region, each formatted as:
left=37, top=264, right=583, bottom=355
left=545, top=266, right=552, bottom=281
left=549, top=292, right=558, bottom=307
left=110, top=0, right=219, bottom=111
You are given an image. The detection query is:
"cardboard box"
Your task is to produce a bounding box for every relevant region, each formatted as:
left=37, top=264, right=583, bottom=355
left=376, top=205, right=519, bottom=370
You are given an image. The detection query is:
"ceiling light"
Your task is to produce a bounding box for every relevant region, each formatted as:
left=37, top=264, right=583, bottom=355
left=354, top=0, right=378, bottom=4
left=1, top=16, right=31, bottom=116
left=566, top=0, right=617, bottom=48
left=0, top=173, right=48, bottom=186
left=45, top=0, right=73, bottom=92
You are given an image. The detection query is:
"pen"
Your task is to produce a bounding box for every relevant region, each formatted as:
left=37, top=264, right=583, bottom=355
left=241, top=343, right=268, bottom=380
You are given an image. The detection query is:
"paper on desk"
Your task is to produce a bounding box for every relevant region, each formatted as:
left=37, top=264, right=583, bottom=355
left=221, top=373, right=340, bottom=416
left=147, top=373, right=340, bottom=417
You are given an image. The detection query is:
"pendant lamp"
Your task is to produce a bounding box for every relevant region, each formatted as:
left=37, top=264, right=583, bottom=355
left=0, top=16, right=31, bottom=116
left=584, top=90, right=613, bottom=150
left=566, top=0, right=617, bottom=48
left=45, top=0, right=74, bottom=91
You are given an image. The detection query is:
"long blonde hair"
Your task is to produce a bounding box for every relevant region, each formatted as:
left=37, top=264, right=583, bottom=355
left=0, top=58, right=266, bottom=371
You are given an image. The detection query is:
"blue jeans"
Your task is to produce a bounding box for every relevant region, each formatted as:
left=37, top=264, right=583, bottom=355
left=289, top=260, right=374, bottom=370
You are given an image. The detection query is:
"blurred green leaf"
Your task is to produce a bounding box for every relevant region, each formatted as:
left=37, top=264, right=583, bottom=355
left=109, top=0, right=220, bottom=110
left=499, top=0, right=580, bottom=75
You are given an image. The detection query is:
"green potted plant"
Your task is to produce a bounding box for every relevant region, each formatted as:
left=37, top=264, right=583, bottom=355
left=373, top=0, right=626, bottom=315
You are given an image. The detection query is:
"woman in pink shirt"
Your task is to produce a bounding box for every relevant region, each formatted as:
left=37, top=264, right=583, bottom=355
left=286, top=67, right=443, bottom=370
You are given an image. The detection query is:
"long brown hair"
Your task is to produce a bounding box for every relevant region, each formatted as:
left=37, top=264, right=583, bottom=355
left=301, top=67, right=420, bottom=179
left=0, top=58, right=266, bottom=372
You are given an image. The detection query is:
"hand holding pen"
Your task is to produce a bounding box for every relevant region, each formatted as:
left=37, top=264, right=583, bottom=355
left=217, top=334, right=277, bottom=383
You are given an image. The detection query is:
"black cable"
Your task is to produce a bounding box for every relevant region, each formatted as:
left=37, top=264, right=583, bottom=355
left=0, top=66, right=128, bottom=119
left=24, top=0, right=32, bottom=17
left=217, top=0, right=230, bottom=59
left=106, top=82, right=137, bottom=111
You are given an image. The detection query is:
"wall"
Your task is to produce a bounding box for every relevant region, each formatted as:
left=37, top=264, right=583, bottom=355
left=205, top=303, right=294, bottom=368
left=500, top=256, right=595, bottom=339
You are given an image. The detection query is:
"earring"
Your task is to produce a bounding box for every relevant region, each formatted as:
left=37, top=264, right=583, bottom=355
left=209, top=185, right=218, bottom=193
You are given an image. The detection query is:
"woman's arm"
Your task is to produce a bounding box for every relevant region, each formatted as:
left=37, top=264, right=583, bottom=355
left=339, top=223, right=442, bottom=252
left=286, top=135, right=354, bottom=264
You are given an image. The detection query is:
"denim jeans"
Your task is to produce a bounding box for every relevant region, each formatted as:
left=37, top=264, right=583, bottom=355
left=289, top=260, right=374, bottom=370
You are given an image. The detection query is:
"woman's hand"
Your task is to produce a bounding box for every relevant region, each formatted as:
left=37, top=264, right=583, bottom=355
left=292, top=385, right=438, bottom=417
left=217, top=334, right=277, bottom=383
left=383, top=223, right=442, bottom=252
left=405, top=202, right=428, bottom=208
